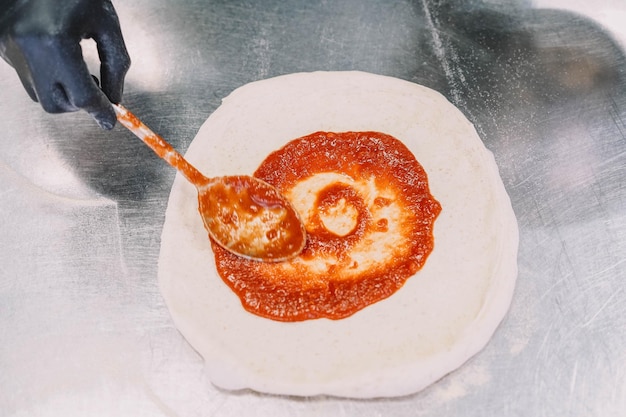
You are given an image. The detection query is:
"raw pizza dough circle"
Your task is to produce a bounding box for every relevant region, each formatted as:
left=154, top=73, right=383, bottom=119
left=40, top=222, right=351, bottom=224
left=158, top=71, right=518, bottom=398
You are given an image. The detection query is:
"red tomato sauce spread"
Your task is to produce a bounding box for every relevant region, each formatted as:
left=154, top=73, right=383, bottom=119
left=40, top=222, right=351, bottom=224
left=211, top=131, right=441, bottom=321
left=199, top=176, right=305, bottom=261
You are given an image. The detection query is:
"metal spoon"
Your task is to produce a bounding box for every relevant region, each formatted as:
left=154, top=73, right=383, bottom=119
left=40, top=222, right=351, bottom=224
left=112, top=104, right=306, bottom=262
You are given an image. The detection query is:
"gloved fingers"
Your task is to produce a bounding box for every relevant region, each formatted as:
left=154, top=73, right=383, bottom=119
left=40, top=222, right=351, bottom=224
left=37, top=75, right=116, bottom=130
left=62, top=70, right=117, bottom=129
left=29, top=37, right=117, bottom=129
left=92, top=2, right=131, bottom=104
left=14, top=36, right=76, bottom=113
left=1, top=0, right=127, bottom=129
left=96, top=33, right=130, bottom=105
left=16, top=71, right=39, bottom=103
left=86, top=102, right=117, bottom=130
left=2, top=38, right=42, bottom=103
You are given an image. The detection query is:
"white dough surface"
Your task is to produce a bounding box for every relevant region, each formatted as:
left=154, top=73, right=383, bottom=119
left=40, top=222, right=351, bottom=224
left=158, top=71, right=518, bottom=398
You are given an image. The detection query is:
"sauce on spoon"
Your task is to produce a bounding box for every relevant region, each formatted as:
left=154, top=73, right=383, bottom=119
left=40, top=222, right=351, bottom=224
left=113, top=104, right=306, bottom=262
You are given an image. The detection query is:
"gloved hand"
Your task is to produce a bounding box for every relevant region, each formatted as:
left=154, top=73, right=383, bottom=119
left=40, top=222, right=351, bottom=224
left=0, top=0, right=131, bottom=129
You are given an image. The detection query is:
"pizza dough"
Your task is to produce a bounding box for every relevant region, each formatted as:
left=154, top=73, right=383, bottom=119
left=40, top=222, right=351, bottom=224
left=158, top=71, right=518, bottom=398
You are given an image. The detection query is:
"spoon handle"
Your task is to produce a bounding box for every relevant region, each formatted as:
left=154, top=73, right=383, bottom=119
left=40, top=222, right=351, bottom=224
left=112, top=104, right=210, bottom=187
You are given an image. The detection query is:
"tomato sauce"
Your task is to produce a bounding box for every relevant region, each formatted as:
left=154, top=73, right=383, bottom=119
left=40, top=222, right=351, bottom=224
left=211, top=131, right=441, bottom=321
left=199, top=176, right=305, bottom=260
left=116, top=104, right=304, bottom=261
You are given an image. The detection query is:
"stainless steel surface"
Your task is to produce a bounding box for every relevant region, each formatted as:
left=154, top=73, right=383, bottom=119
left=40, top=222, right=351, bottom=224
left=1, top=0, right=625, bottom=416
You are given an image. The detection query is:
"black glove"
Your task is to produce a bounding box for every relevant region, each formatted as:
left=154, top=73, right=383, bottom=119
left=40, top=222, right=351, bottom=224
left=0, top=0, right=131, bottom=129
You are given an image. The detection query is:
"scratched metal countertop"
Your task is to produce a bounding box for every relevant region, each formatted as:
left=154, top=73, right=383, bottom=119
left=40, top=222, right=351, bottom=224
left=1, top=1, right=625, bottom=416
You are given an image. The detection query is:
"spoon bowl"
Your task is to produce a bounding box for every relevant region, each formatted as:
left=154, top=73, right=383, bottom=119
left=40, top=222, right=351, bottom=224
left=113, top=104, right=306, bottom=262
